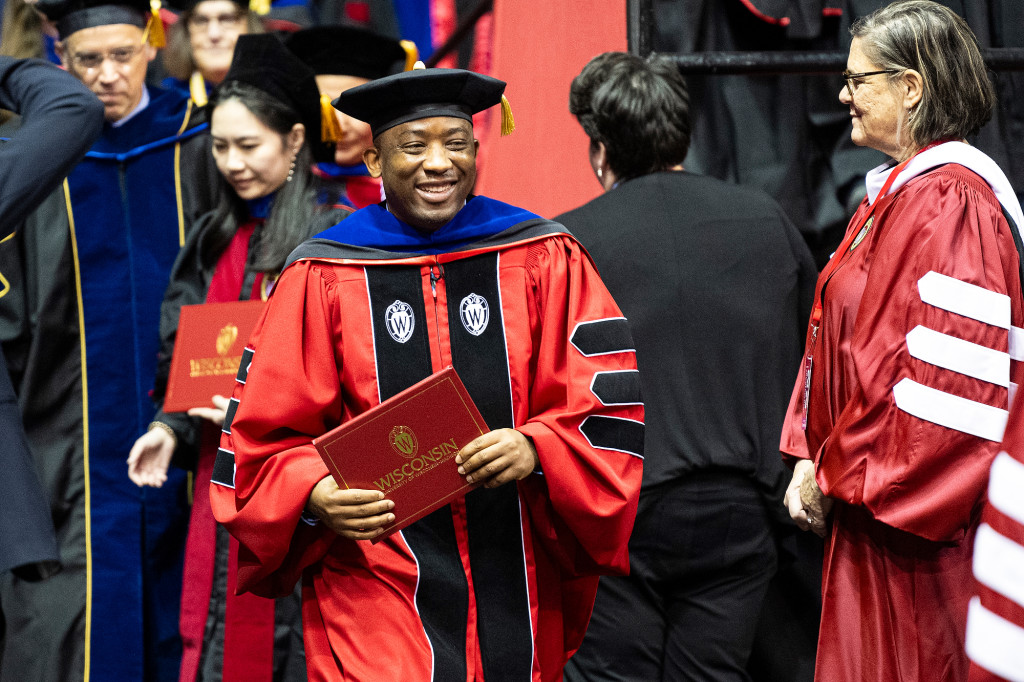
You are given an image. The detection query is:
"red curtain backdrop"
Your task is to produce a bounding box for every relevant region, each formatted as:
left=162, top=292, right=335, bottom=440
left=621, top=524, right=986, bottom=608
left=474, top=0, right=627, bottom=219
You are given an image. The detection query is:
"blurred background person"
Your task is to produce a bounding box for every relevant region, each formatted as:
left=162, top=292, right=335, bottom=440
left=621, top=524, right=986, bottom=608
left=127, top=33, right=347, bottom=682
left=162, top=0, right=263, bottom=106
left=0, top=56, right=103, bottom=581
left=558, top=51, right=816, bottom=682
left=285, top=24, right=415, bottom=209
left=0, top=0, right=44, bottom=59
left=0, top=0, right=217, bottom=677
left=779, top=2, right=1024, bottom=680
left=0, top=0, right=62, bottom=64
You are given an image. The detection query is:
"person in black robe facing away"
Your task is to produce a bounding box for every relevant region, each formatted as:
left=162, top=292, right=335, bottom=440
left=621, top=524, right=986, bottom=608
left=557, top=52, right=817, bottom=682
left=0, top=56, right=103, bottom=581
left=0, top=0, right=217, bottom=677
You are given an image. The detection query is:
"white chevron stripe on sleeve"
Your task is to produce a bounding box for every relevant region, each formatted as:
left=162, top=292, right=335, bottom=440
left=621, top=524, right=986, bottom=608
left=892, top=378, right=1007, bottom=442
left=989, top=451, right=1024, bottom=526
left=1010, top=326, right=1024, bottom=361
left=966, top=597, right=1024, bottom=682
left=974, top=524, right=1024, bottom=609
left=917, top=271, right=1010, bottom=329
left=906, top=325, right=1009, bottom=387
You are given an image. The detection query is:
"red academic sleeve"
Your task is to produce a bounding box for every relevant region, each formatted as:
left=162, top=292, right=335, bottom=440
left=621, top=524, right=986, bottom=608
left=515, top=236, right=644, bottom=577
left=966, top=399, right=1024, bottom=682
left=817, top=169, right=1023, bottom=543
left=210, top=260, right=342, bottom=598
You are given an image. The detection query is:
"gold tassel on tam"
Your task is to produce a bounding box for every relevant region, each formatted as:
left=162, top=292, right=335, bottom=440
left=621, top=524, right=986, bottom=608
left=399, top=40, right=419, bottom=72
left=320, top=94, right=343, bottom=143
left=189, top=71, right=208, bottom=107
left=147, top=0, right=166, bottom=48
left=500, top=94, right=515, bottom=136
left=249, top=0, right=270, bottom=15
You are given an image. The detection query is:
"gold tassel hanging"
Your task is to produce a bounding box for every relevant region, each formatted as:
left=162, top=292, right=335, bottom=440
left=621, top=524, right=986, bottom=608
left=147, top=0, right=166, bottom=48
left=189, top=71, right=208, bottom=107
left=399, top=40, right=419, bottom=72
left=320, top=94, right=343, bottom=144
left=249, top=0, right=270, bottom=15
left=500, top=94, right=514, bottom=136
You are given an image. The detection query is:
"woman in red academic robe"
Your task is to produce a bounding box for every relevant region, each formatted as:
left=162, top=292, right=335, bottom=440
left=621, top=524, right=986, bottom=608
left=126, top=34, right=346, bottom=682
left=779, top=2, right=1024, bottom=680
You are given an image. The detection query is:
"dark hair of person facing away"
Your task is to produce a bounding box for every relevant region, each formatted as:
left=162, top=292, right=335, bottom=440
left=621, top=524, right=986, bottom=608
left=162, top=7, right=264, bottom=81
left=568, top=51, right=690, bottom=182
left=852, top=0, right=995, bottom=146
left=204, top=80, right=317, bottom=273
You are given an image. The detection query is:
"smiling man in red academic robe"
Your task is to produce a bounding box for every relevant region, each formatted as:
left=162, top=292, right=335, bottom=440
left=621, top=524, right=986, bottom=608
left=211, top=66, right=644, bottom=682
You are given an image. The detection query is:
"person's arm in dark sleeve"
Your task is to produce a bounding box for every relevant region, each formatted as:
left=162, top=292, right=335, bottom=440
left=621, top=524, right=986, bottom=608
left=0, top=57, right=104, bottom=236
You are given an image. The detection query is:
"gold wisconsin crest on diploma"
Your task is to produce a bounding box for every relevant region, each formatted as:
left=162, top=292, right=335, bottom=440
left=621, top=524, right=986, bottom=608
left=216, top=324, right=239, bottom=356
left=389, top=426, right=419, bottom=459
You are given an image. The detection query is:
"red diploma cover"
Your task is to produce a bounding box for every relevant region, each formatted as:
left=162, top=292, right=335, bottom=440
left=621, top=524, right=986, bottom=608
left=163, top=300, right=267, bottom=412
left=313, top=367, right=489, bottom=542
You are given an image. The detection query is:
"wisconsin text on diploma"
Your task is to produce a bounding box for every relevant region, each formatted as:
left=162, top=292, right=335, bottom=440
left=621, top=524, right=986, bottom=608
left=189, top=355, right=244, bottom=378
left=374, top=437, right=460, bottom=493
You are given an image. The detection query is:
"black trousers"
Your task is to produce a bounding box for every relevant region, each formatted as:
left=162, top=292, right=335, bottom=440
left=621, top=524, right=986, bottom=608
left=564, top=471, right=777, bottom=682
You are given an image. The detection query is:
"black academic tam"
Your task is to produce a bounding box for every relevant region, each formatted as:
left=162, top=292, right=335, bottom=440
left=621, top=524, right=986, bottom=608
left=334, top=67, right=506, bottom=138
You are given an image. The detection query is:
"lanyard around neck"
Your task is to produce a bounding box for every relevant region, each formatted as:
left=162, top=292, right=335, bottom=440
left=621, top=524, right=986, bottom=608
left=809, top=142, right=941, bottom=327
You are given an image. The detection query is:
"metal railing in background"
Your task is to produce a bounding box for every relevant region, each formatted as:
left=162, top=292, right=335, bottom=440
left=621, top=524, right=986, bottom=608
left=664, top=48, right=1024, bottom=75
left=424, top=0, right=1024, bottom=76
left=627, top=0, right=1024, bottom=74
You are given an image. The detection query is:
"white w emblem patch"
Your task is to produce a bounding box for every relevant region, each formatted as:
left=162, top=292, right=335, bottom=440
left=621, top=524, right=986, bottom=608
left=385, top=300, right=415, bottom=343
left=460, top=293, right=489, bottom=336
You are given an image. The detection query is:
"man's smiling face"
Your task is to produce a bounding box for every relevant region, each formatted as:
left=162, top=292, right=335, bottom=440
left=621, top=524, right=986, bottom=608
left=365, top=116, right=478, bottom=232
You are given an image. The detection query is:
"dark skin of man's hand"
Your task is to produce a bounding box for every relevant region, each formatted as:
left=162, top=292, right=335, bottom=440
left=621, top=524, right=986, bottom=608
left=306, top=428, right=539, bottom=540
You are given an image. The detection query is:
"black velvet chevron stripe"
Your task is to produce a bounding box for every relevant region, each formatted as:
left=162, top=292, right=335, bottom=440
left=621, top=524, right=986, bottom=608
left=571, top=318, right=634, bottom=356
left=580, top=416, right=645, bottom=458
left=592, top=370, right=642, bottom=406
left=444, top=253, right=533, bottom=680
left=221, top=398, right=239, bottom=435
left=236, top=347, right=254, bottom=384
left=366, top=266, right=468, bottom=681
left=211, top=448, right=235, bottom=488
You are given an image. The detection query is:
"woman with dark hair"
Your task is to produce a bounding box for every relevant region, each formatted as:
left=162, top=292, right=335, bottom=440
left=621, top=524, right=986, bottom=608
left=127, top=34, right=345, bottom=682
left=557, top=51, right=816, bottom=681
left=567, top=51, right=691, bottom=190
left=779, top=2, right=1024, bottom=680
left=162, top=0, right=263, bottom=106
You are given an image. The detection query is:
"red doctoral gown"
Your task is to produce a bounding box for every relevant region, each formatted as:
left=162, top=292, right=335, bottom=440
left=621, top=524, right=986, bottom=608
left=781, top=142, right=1024, bottom=682
left=966, top=382, right=1024, bottom=681
left=211, top=205, right=644, bottom=682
